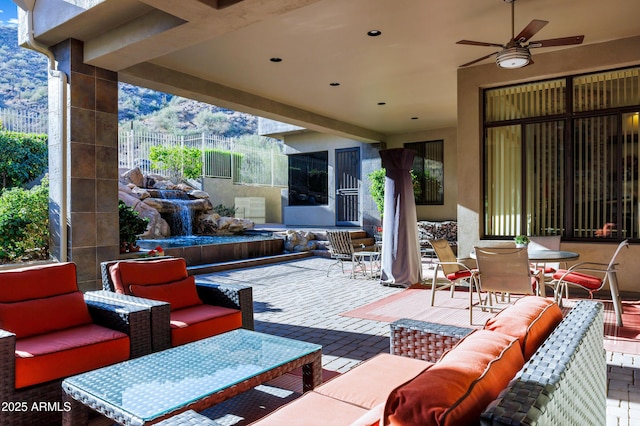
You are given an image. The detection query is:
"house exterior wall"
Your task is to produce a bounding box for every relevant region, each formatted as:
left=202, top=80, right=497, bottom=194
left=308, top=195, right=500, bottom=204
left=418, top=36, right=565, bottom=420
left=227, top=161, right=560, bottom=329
left=281, top=131, right=382, bottom=229
left=457, top=35, right=640, bottom=293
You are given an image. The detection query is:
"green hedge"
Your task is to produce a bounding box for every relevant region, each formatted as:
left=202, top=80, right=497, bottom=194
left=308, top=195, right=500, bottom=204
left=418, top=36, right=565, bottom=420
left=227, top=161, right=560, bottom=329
left=0, top=176, right=49, bottom=262
left=0, top=131, right=47, bottom=189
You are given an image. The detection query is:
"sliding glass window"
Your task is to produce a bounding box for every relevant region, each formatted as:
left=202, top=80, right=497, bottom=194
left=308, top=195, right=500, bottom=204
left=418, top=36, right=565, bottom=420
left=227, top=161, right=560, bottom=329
left=483, top=66, right=640, bottom=241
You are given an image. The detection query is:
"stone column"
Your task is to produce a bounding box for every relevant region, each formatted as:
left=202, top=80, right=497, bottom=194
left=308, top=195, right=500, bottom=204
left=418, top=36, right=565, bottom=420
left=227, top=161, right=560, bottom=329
left=49, top=39, right=119, bottom=291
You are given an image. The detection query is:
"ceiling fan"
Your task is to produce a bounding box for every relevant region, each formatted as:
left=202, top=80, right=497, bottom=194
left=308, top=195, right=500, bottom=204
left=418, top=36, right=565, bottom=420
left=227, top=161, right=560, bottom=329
left=457, top=0, right=584, bottom=68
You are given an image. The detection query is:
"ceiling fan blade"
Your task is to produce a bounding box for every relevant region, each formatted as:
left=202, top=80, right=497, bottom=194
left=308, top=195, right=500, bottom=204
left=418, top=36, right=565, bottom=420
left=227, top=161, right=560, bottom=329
left=459, top=52, right=499, bottom=67
left=528, top=35, right=585, bottom=48
left=457, top=40, right=504, bottom=48
left=514, top=19, right=548, bottom=43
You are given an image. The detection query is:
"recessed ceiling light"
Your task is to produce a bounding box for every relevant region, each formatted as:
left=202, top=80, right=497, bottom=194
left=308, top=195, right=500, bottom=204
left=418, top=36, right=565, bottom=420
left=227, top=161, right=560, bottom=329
left=377, top=102, right=386, bottom=105
left=329, top=82, right=340, bottom=86
left=270, top=57, right=282, bottom=63
left=367, top=30, right=382, bottom=37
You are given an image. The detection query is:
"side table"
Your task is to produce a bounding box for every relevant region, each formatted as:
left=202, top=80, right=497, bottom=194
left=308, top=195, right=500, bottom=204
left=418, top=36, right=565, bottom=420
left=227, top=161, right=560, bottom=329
left=352, top=251, right=381, bottom=279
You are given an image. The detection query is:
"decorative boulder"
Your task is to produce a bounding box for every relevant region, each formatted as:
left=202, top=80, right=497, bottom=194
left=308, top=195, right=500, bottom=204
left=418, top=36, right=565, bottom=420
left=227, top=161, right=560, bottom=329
left=284, top=230, right=317, bottom=252
left=120, top=167, right=145, bottom=188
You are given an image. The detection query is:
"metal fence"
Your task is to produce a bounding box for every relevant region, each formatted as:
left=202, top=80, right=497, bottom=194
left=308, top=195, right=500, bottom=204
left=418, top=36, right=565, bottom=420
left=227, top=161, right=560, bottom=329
left=0, top=109, right=287, bottom=187
left=118, top=130, right=288, bottom=187
left=0, top=108, right=47, bottom=134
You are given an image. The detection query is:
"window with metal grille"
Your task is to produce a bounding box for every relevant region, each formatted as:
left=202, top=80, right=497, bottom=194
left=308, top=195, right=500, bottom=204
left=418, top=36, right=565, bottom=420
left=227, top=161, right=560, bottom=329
left=405, top=140, right=444, bottom=205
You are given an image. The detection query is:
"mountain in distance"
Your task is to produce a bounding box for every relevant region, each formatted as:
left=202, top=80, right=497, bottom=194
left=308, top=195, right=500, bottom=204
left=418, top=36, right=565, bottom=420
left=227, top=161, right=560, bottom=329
left=0, top=24, right=258, bottom=136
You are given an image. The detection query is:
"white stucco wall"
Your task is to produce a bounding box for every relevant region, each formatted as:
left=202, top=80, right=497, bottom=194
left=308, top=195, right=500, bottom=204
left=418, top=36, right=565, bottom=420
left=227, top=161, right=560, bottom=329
left=282, top=131, right=370, bottom=227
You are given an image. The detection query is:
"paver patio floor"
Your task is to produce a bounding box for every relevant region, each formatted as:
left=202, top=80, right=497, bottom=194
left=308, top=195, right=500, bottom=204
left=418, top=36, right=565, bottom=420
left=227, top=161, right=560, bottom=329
left=194, top=256, right=639, bottom=425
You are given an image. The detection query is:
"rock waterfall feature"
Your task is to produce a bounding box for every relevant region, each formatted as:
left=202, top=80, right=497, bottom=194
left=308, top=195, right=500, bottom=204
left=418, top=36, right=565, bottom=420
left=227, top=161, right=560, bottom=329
left=118, top=167, right=254, bottom=239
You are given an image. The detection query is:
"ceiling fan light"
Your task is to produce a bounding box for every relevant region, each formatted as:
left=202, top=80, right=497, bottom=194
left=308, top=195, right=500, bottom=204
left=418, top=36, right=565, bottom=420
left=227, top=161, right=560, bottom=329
left=496, top=47, right=530, bottom=68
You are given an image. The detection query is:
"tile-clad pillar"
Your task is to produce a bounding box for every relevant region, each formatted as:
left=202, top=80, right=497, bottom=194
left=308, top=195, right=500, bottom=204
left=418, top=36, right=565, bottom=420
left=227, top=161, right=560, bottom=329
left=50, top=39, right=119, bottom=291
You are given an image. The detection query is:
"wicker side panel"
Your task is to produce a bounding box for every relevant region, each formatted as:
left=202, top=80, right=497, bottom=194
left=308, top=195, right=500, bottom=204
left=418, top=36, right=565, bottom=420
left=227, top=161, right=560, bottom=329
left=481, top=300, right=605, bottom=426
left=390, top=319, right=474, bottom=363
left=196, top=281, right=255, bottom=331
left=154, top=409, right=221, bottom=425
left=85, top=295, right=153, bottom=358
left=0, top=330, right=66, bottom=425
left=86, top=290, right=172, bottom=352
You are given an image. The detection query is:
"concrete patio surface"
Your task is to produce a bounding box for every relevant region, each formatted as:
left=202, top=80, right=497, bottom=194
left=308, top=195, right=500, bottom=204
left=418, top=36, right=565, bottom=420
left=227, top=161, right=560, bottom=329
left=194, top=256, right=640, bottom=425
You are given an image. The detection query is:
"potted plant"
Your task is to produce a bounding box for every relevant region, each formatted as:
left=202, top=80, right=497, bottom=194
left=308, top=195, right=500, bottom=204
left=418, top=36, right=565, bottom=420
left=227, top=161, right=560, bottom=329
left=514, top=235, right=530, bottom=248
left=119, top=200, right=149, bottom=253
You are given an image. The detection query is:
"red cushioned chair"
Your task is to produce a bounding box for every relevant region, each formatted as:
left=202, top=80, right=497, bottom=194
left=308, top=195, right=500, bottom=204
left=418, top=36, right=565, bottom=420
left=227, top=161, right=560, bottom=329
left=95, top=257, right=253, bottom=351
left=552, top=240, right=629, bottom=310
left=0, top=262, right=149, bottom=425
left=428, top=239, right=478, bottom=307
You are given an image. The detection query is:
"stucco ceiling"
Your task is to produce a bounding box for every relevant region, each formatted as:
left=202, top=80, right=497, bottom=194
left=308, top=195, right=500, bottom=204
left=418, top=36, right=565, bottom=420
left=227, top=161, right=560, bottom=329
left=24, top=0, right=640, bottom=141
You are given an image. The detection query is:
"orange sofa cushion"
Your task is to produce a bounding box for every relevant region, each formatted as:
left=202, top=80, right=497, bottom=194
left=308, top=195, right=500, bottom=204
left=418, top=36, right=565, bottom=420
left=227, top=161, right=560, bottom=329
left=315, top=353, right=432, bottom=409
left=484, top=296, right=563, bottom=360
left=0, top=292, right=93, bottom=339
left=109, top=258, right=189, bottom=294
left=15, top=324, right=130, bottom=388
left=383, top=330, right=524, bottom=426
left=0, top=262, right=78, bottom=302
left=130, top=276, right=202, bottom=311
left=170, top=304, right=242, bottom=346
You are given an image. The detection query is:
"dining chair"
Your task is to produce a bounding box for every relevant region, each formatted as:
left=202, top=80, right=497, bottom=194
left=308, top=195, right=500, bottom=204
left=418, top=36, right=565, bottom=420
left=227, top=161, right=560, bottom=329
left=472, top=246, right=541, bottom=324
left=551, top=239, right=629, bottom=325
left=528, top=235, right=562, bottom=291
left=428, top=239, right=477, bottom=307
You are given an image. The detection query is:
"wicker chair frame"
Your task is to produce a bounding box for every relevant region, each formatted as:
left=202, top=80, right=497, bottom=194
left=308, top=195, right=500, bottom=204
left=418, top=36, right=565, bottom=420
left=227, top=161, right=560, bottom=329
left=94, top=257, right=254, bottom=352
left=0, top=297, right=150, bottom=425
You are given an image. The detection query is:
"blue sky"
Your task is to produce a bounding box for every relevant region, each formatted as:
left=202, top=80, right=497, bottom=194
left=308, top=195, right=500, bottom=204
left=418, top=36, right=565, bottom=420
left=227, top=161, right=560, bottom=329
left=0, top=1, right=18, bottom=26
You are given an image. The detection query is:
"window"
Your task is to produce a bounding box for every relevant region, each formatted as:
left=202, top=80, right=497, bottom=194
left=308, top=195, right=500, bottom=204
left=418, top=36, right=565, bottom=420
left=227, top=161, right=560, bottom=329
left=288, top=151, right=328, bottom=206
left=405, top=140, right=444, bottom=205
left=483, top=67, right=640, bottom=241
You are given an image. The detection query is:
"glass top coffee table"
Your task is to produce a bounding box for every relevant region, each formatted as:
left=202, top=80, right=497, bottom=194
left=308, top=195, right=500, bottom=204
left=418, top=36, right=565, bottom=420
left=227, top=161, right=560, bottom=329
left=62, top=329, right=322, bottom=425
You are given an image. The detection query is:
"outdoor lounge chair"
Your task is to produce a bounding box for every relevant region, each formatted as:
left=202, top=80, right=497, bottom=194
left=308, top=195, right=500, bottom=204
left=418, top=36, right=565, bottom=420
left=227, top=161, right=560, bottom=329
left=94, top=257, right=254, bottom=351
left=428, top=239, right=477, bottom=306
left=472, top=246, right=541, bottom=324
left=326, top=230, right=365, bottom=278
left=0, top=262, right=149, bottom=425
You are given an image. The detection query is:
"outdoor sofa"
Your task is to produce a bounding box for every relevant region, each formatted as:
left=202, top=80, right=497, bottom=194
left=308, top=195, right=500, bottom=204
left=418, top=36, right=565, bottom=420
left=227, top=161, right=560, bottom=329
left=91, top=257, right=254, bottom=351
left=0, top=262, right=150, bottom=425
left=250, top=297, right=605, bottom=425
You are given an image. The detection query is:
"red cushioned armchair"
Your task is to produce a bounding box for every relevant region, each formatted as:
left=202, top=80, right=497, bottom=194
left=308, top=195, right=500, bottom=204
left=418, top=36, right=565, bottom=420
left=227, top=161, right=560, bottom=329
left=0, top=262, right=150, bottom=425
left=92, top=257, right=254, bottom=351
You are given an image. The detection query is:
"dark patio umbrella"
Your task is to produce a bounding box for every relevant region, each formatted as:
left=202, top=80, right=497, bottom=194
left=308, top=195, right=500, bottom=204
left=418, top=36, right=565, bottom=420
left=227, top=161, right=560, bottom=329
left=379, top=148, right=422, bottom=286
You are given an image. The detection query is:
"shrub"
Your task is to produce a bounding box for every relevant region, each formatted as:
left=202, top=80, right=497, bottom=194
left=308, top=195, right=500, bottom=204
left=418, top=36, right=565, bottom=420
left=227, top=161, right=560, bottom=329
left=211, top=204, right=236, bottom=217
left=0, top=176, right=49, bottom=262
left=0, top=131, right=47, bottom=189
left=367, top=168, right=422, bottom=215
left=119, top=200, right=149, bottom=245
left=149, top=145, right=203, bottom=180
